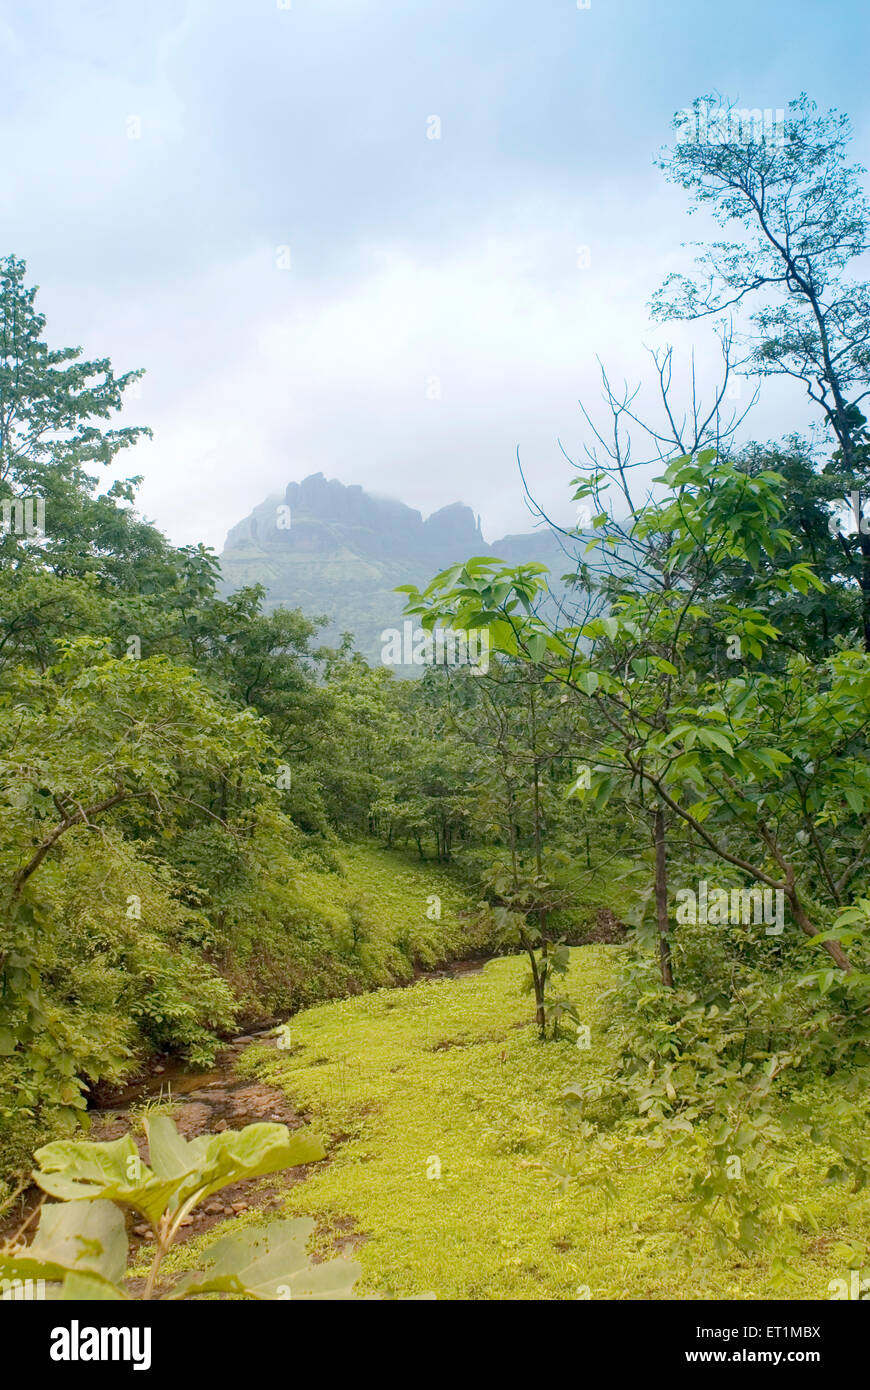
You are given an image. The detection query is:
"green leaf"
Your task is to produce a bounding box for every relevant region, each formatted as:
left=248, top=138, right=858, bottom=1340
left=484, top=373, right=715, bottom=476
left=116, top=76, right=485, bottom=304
left=150, top=1121, right=327, bottom=1213
left=573, top=670, right=599, bottom=696
left=649, top=657, right=679, bottom=676
left=170, top=1218, right=361, bottom=1301
left=146, top=1113, right=198, bottom=1180
left=61, top=1271, right=127, bottom=1300
left=34, top=1119, right=327, bottom=1226
left=697, top=728, right=734, bottom=755
left=33, top=1134, right=179, bottom=1226
left=0, top=1200, right=127, bottom=1286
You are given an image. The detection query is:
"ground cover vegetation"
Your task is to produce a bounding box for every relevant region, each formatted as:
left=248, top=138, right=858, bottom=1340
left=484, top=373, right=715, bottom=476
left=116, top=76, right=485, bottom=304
left=1, top=94, right=868, bottom=1300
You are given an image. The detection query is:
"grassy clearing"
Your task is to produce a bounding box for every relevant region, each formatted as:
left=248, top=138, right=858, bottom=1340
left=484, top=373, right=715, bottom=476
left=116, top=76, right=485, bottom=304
left=224, top=840, right=489, bottom=1020
left=234, top=948, right=867, bottom=1300
left=292, top=841, right=487, bottom=977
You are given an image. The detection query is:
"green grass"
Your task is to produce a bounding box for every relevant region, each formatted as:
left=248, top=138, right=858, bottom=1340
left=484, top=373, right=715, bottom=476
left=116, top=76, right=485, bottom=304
left=218, top=840, right=490, bottom=1025
left=234, top=947, right=868, bottom=1300
left=292, top=840, right=487, bottom=976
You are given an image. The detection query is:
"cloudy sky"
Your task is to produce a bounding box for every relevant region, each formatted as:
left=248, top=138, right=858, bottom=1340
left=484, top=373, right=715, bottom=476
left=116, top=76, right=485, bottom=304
left=2, top=0, right=869, bottom=551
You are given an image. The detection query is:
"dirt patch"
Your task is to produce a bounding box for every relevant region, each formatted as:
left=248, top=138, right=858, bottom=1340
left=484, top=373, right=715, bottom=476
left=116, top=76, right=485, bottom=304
left=87, top=1035, right=317, bottom=1251
left=572, top=908, right=629, bottom=945
left=412, top=956, right=491, bottom=983
left=0, top=1032, right=316, bottom=1253
left=322, top=1213, right=368, bottom=1262
left=426, top=1031, right=506, bottom=1051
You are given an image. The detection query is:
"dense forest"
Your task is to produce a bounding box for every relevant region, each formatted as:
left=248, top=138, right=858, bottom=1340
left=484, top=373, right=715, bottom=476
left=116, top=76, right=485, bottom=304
left=0, top=93, right=868, bottom=1308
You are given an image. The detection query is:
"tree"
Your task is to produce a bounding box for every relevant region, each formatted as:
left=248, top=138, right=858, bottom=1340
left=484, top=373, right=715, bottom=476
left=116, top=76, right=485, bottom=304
left=0, top=640, right=292, bottom=1118
left=653, top=95, right=870, bottom=647
left=447, top=660, right=578, bottom=1035
left=0, top=254, right=148, bottom=545
left=401, top=452, right=864, bottom=978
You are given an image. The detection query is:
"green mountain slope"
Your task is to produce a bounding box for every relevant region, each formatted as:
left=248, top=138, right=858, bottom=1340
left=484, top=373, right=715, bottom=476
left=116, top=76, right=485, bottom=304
left=218, top=473, right=575, bottom=667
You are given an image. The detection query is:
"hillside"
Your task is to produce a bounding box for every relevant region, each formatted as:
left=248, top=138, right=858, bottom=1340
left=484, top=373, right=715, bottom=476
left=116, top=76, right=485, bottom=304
left=218, top=472, right=574, bottom=667
left=232, top=947, right=865, bottom=1300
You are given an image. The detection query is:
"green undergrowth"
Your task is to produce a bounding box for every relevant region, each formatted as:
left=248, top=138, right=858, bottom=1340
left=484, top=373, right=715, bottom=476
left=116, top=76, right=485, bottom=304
left=219, top=948, right=868, bottom=1300
left=0, top=842, right=481, bottom=1191
left=225, top=840, right=488, bottom=1016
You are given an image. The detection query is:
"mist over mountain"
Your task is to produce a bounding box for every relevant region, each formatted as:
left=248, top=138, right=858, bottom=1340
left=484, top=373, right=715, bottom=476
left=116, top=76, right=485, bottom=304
left=218, top=473, right=572, bottom=667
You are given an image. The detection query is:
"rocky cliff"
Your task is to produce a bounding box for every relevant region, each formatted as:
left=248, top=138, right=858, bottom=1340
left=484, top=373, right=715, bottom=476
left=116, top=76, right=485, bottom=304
left=219, top=473, right=571, bottom=668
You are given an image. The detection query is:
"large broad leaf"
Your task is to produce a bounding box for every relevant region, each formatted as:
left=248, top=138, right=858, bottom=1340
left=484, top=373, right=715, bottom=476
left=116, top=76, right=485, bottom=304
left=0, top=1199, right=126, bottom=1288
left=33, top=1120, right=327, bottom=1226
left=170, top=1218, right=361, bottom=1300
left=33, top=1134, right=183, bottom=1226
left=144, top=1117, right=327, bottom=1213
left=61, top=1271, right=127, bottom=1300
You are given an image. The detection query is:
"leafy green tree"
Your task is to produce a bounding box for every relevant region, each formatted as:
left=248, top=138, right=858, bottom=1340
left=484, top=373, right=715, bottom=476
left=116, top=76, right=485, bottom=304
left=719, top=440, right=863, bottom=657
left=0, top=254, right=152, bottom=578
left=0, top=641, right=285, bottom=1123
left=654, top=95, right=870, bottom=647
left=401, top=452, right=864, bottom=977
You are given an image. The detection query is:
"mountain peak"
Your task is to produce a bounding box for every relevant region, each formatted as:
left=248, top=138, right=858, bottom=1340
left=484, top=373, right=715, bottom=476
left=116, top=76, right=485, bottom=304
left=224, top=474, right=487, bottom=561
left=219, top=474, right=566, bottom=666
left=422, top=501, right=484, bottom=551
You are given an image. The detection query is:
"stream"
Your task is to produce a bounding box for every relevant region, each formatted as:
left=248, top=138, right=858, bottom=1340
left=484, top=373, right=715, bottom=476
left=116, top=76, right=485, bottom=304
left=1, top=956, right=490, bottom=1253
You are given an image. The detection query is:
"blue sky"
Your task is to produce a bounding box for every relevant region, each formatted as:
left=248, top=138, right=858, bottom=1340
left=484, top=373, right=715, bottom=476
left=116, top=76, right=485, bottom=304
left=1, top=0, right=868, bottom=548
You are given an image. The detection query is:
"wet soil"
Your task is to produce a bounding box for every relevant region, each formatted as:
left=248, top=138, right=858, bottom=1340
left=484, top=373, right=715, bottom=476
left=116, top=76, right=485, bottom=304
left=0, top=1028, right=308, bottom=1253
left=92, top=1031, right=306, bottom=1238
left=0, top=955, right=493, bottom=1253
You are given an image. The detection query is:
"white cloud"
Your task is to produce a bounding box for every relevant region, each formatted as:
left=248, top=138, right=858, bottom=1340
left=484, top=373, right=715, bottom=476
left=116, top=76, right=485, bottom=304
left=116, top=189, right=813, bottom=552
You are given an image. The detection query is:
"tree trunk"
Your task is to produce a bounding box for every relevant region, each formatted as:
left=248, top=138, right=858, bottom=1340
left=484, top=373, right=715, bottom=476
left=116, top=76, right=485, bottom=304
left=654, top=807, right=674, bottom=987
left=525, top=946, right=546, bottom=1038
left=788, top=888, right=852, bottom=973
left=859, top=528, right=870, bottom=654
